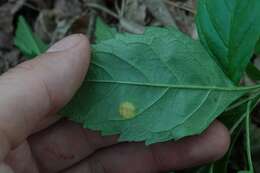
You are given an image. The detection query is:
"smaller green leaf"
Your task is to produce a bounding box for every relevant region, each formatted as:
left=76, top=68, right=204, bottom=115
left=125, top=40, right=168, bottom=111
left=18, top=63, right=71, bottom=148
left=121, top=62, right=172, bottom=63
left=95, top=17, right=117, bottom=43
left=196, top=0, right=260, bottom=83
left=14, top=16, right=48, bottom=59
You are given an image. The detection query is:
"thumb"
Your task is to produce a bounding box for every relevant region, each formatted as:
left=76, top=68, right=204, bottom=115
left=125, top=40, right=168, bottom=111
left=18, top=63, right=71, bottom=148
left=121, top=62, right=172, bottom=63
left=0, top=34, right=90, bottom=159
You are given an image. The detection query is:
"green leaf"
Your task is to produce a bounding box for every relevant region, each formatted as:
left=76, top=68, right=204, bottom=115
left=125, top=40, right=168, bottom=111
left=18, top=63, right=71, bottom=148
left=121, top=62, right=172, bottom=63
left=14, top=16, right=48, bottom=59
left=61, top=27, right=257, bottom=145
left=196, top=0, right=260, bottom=83
left=95, top=17, right=117, bottom=43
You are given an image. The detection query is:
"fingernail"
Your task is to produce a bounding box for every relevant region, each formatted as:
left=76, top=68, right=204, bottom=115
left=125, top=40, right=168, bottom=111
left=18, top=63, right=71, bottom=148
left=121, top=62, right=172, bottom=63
left=47, top=34, right=84, bottom=53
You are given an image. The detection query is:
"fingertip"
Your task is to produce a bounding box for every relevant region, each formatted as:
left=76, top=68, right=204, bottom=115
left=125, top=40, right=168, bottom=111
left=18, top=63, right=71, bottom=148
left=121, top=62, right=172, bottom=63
left=36, top=34, right=91, bottom=110
left=205, top=120, right=230, bottom=161
left=46, top=34, right=91, bottom=79
left=150, top=121, right=231, bottom=171
left=47, top=34, right=90, bottom=54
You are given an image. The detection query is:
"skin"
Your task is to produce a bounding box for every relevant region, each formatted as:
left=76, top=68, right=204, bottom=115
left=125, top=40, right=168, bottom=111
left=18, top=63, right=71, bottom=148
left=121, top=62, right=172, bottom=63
left=0, top=34, right=230, bottom=173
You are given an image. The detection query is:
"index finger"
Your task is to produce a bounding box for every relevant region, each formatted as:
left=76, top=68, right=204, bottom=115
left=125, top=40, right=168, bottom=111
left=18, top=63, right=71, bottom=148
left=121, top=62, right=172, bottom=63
left=0, top=35, right=90, bottom=159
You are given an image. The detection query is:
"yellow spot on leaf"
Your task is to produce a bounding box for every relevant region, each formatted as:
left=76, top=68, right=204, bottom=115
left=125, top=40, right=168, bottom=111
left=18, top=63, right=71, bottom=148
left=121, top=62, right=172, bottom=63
left=119, top=102, right=136, bottom=119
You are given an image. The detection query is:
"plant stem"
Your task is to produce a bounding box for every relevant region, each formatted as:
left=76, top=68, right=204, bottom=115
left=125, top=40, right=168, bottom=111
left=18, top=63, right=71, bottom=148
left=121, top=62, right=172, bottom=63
left=226, top=92, right=260, bottom=111
left=86, top=3, right=119, bottom=19
left=245, top=101, right=254, bottom=172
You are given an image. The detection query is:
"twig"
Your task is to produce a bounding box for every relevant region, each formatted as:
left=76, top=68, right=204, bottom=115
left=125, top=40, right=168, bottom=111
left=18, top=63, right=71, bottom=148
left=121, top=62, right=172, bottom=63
left=87, top=10, right=97, bottom=38
left=165, top=0, right=196, bottom=14
left=51, top=16, right=80, bottom=44
left=11, top=0, right=26, bottom=14
left=86, top=2, right=144, bottom=34
left=84, top=0, right=105, bottom=39
left=86, top=3, right=119, bottom=19
left=120, top=0, right=126, bottom=17
left=144, top=0, right=177, bottom=27
left=115, top=0, right=121, bottom=15
left=24, top=2, right=41, bottom=12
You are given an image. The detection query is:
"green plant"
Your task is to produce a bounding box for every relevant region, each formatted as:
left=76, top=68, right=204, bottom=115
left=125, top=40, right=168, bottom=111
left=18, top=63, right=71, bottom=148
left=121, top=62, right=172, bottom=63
left=14, top=0, right=260, bottom=172
left=15, top=16, right=48, bottom=59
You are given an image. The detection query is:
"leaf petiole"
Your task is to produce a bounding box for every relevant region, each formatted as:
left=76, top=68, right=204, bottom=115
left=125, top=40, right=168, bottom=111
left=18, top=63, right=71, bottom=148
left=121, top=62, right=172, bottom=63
left=226, top=92, right=260, bottom=112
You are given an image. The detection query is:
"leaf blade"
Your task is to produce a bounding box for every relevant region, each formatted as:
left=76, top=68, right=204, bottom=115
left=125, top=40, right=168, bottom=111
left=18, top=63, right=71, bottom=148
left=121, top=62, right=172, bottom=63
left=61, top=27, right=251, bottom=144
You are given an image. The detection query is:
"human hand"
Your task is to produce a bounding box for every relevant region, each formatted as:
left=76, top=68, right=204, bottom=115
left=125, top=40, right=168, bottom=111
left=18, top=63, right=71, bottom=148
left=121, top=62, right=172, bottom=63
left=0, top=35, right=230, bottom=173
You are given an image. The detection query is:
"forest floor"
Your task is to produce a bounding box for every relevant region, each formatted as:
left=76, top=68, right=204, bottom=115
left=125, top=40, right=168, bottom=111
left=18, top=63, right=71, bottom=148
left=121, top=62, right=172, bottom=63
left=0, top=0, right=197, bottom=73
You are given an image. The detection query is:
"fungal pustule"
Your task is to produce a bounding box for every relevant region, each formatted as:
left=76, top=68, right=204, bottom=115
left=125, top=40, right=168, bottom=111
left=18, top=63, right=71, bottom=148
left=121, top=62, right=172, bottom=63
left=119, top=101, right=137, bottom=119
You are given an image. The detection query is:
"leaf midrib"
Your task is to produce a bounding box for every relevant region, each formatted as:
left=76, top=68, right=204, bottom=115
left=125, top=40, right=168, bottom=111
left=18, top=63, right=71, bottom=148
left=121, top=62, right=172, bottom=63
left=87, top=79, right=260, bottom=92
